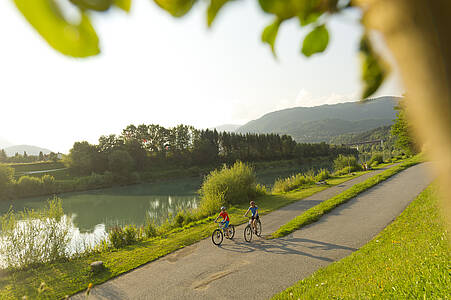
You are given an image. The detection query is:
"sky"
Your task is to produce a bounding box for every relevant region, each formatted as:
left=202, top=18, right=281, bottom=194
left=0, top=0, right=403, bottom=153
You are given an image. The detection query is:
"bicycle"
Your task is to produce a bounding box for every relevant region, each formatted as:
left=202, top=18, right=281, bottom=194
left=211, top=221, right=235, bottom=245
left=244, top=217, right=262, bottom=242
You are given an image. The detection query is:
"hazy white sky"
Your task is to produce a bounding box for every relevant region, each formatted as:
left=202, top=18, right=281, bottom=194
left=0, top=0, right=403, bottom=153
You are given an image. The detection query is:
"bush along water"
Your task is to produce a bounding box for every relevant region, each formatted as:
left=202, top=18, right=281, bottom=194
left=198, top=161, right=260, bottom=215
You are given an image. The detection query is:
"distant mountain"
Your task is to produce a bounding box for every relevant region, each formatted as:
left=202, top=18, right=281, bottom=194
left=210, top=124, right=241, bottom=132
left=4, top=145, right=53, bottom=157
left=236, top=96, right=400, bottom=143
left=0, top=137, right=13, bottom=149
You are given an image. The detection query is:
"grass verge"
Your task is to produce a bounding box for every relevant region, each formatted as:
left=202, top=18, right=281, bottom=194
left=0, top=171, right=371, bottom=299
left=270, top=155, right=422, bottom=239
left=272, top=183, right=450, bottom=299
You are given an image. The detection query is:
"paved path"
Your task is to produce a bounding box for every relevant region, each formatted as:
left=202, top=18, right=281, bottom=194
left=76, top=163, right=433, bottom=300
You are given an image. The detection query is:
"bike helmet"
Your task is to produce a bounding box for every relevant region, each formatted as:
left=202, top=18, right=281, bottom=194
left=221, top=206, right=226, bottom=210
left=250, top=201, right=255, bottom=205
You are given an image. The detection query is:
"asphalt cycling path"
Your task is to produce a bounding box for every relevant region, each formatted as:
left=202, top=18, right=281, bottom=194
left=75, top=163, right=433, bottom=300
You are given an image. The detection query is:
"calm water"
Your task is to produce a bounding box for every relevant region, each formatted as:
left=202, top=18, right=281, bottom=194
left=0, top=162, right=332, bottom=232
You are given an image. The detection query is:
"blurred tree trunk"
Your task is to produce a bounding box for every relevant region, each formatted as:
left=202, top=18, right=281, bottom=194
left=359, top=0, right=451, bottom=233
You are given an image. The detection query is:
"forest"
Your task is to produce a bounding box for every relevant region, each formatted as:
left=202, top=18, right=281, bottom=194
left=65, top=124, right=358, bottom=176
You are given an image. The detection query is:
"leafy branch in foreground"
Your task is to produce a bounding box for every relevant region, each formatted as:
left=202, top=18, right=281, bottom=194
left=12, top=0, right=384, bottom=98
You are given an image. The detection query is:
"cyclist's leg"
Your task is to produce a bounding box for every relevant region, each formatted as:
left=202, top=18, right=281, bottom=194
left=224, top=220, right=230, bottom=237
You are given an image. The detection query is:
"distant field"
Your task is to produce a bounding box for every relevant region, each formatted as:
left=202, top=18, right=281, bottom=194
left=8, top=162, right=73, bottom=180
left=9, top=161, right=65, bottom=173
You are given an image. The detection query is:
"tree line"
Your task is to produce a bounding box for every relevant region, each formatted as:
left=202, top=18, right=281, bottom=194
left=0, top=150, right=59, bottom=164
left=65, top=124, right=358, bottom=176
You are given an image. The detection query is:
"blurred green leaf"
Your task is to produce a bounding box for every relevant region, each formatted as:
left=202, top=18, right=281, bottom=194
left=70, top=0, right=113, bottom=12
left=262, top=18, right=282, bottom=57
left=207, top=0, right=230, bottom=27
left=299, top=10, right=321, bottom=26
left=14, top=0, right=100, bottom=57
left=297, top=0, right=322, bottom=26
left=360, top=34, right=388, bottom=99
left=114, top=0, right=132, bottom=12
left=154, top=0, right=196, bottom=17
left=301, top=24, right=329, bottom=57
left=258, top=0, right=300, bottom=20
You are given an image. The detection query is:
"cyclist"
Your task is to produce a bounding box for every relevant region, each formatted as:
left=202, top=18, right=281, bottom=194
left=215, top=206, right=230, bottom=236
left=244, top=200, right=259, bottom=234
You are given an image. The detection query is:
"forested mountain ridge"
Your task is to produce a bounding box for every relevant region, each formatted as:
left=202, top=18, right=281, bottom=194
left=236, top=96, right=400, bottom=143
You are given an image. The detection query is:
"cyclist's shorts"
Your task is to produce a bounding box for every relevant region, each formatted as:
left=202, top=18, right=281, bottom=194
left=221, top=220, right=230, bottom=228
left=251, top=215, right=259, bottom=221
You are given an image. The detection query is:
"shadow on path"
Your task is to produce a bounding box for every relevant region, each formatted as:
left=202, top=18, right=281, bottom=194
left=217, top=237, right=356, bottom=262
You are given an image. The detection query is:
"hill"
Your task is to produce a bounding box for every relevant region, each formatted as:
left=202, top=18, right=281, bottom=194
left=4, top=145, right=53, bottom=157
left=210, top=124, right=241, bottom=132
left=236, top=96, right=399, bottom=143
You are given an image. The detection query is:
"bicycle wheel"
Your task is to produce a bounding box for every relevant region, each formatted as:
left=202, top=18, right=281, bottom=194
left=244, top=225, right=253, bottom=242
left=226, top=225, right=235, bottom=239
left=256, top=219, right=262, bottom=237
left=212, top=229, right=223, bottom=245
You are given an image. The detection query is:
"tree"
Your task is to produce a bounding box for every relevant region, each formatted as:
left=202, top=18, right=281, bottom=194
left=0, top=149, right=7, bottom=163
left=108, top=150, right=135, bottom=175
left=66, top=141, right=98, bottom=175
left=0, top=163, right=15, bottom=198
left=391, top=102, right=418, bottom=155
left=38, top=151, right=44, bottom=161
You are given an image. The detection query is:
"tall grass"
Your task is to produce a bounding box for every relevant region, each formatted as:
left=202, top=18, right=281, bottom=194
left=0, top=197, right=72, bottom=269
left=272, top=169, right=331, bottom=193
left=333, top=154, right=362, bottom=173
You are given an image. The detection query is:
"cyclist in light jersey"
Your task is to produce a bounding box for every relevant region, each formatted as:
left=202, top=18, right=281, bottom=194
left=244, top=201, right=259, bottom=234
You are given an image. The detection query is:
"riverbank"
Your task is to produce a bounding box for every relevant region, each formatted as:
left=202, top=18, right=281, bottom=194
left=2, top=157, right=339, bottom=202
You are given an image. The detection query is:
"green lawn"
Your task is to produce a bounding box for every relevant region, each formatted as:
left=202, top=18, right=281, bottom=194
left=0, top=172, right=367, bottom=299
left=273, top=184, right=451, bottom=299
left=270, top=155, right=422, bottom=239
left=9, top=162, right=65, bottom=174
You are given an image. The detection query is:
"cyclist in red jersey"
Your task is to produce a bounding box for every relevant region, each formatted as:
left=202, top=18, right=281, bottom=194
left=215, top=206, right=230, bottom=230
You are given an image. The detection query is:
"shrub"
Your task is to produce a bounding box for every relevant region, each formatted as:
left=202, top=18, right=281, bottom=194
left=16, top=175, right=43, bottom=197
left=123, top=225, right=138, bottom=245
left=369, top=153, right=384, bottom=165
left=198, top=161, right=257, bottom=215
left=315, top=169, right=330, bottom=182
left=273, top=173, right=315, bottom=193
left=334, top=155, right=362, bottom=173
left=174, top=211, right=185, bottom=227
left=255, top=184, right=268, bottom=196
left=143, top=220, right=158, bottom=238
left=109, top=227, right=126, bottom=248
left=108, top=225, right=138, bottom=248
left=334, top=155, right=359, bottom=171
left=41, top=175, right=56, bottom=194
